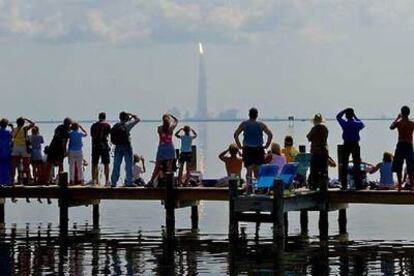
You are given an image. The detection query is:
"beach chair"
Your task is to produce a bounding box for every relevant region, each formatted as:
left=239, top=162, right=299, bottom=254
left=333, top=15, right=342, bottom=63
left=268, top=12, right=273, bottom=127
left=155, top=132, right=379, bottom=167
left=294, top=153, right=311, bottom=186
left=277, top=162, right=300, bottom=189
left=254, top=164, right=279, bottom=191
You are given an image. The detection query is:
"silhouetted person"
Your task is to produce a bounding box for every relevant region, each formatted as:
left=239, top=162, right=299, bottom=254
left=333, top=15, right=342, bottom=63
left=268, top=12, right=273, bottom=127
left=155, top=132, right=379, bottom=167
left=390, top=106, right=414, bottom=190
left=307, top=113, right=329, bottom=190
left=90, top=112, right=111, bottom=185
left=110, top=112, right=140, bottom=187
left=337, top=108, right=365, bottom=190
left=0, top=119, right=13, bottom=186
left=46, top=118, right=72, bottom=182
left=234, top=107, right=273, bottom=182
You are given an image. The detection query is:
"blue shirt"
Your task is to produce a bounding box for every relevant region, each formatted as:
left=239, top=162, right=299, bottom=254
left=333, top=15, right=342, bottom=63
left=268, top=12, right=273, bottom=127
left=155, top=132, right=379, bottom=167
left=69, top=130, right=85, bottom=151
left=336, top=112, right=364, bottom=143
left=242, top=120, right=264, bottom=147
left=0, top=128, right=12, bottom=158
left=180, top=135, right=193, bottom=153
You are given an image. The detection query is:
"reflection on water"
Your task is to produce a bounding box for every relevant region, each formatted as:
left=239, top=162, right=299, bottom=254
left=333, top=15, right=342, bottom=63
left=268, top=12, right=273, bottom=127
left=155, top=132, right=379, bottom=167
left=2, top=223, right=414, bottom=275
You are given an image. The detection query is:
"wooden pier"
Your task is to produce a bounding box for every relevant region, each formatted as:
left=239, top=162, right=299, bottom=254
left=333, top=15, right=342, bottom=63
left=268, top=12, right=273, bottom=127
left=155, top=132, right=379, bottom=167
left=2, top=172, right=414, bottom=245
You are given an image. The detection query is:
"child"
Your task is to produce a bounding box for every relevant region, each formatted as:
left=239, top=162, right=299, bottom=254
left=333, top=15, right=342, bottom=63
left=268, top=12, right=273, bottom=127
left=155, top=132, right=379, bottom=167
left=266, top=142, right=287, bottom=174
left=175, top=125, right=197, bottom=185
left=133, top=154, right=146, bottom=186
left=282, top=136, right=299, bottom=163
left=369, top=152, right=395, bottom=190
left=29, top=126, right=44, bottom=183
left=68, top=122, right=87, bottom=185
left=217, top=144, right=243, bottom=187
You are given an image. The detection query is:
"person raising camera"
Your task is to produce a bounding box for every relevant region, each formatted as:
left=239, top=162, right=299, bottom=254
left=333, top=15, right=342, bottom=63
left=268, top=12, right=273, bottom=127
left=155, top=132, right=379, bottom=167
left=110, top=112, right=140, bottom=187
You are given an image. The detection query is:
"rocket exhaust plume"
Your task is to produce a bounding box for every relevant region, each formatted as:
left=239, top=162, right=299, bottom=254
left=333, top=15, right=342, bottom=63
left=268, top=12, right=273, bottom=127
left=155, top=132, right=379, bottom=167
left=196, top=42, right=208, bottom=120
left=199, top=42, right=204, bottom=55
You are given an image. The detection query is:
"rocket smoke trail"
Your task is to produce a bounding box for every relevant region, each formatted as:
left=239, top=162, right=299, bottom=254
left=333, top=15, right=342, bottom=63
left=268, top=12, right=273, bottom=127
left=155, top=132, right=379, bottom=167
left=196, top=42, right=208, bottom=120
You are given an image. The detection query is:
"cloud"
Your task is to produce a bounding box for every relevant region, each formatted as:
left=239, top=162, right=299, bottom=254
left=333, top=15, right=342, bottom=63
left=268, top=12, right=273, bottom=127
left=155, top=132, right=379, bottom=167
left=0, top=0, right=414, bottom=45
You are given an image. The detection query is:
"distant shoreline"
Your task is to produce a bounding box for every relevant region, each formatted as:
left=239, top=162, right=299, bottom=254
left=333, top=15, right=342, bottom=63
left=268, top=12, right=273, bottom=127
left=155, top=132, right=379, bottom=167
left=31, top=117, right=394, bottom=124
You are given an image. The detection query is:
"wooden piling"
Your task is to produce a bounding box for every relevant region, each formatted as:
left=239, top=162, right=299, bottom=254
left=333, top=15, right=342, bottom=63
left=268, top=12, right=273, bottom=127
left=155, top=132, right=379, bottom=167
left=273, top=179, right=285, bottom=243
left=338, top=209, right=347, bottom=235
left=190, top=145, right=199, bottom=230
left=165, top=173, right=175, bottom=239
left=58, top=173, right=69, bottom=239
left=284, top=212, right=288, bottom=238
left=93, top=204, right=100, bottom=229
left=229, top=178, right=238, bottom=240
left=0, top=198, right=4, bottom=225
left=300, top=210, right=308, bottom=235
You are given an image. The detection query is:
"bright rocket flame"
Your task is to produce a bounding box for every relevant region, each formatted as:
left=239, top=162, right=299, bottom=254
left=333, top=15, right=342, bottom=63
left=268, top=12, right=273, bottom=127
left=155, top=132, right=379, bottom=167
left=198, top=42, right=204, bottom=55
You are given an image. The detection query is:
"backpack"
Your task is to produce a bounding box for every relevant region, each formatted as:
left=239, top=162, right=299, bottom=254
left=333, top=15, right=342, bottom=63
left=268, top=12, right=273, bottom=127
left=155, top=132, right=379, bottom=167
left=110, top=123, right=129, bottom=145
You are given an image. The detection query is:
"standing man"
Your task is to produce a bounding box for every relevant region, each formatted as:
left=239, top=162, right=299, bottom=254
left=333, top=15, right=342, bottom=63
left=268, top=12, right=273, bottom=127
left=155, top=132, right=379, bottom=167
left=234, top=107, right=273, bottom=182
left=47, top=118, right=72, bottom=182
left=110, top=112, right=140, bottom=187
left=90, top=112, right=111, bottom=186
left=336, top=108, right=365, bottom=190
left=307, top=113, right=329, bottom=190
left=390, top=106, right=414, bottom=191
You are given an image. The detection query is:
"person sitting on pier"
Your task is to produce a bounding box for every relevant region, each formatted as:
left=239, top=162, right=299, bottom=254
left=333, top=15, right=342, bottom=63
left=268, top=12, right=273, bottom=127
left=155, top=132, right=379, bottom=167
left=68, top=122, right=88, bottom=185
left=390, top=106, right=414, bottom=191
left=0, top=118, right=13, bottom=186
left=266, top=142, right=287, bottom=174
left=29, top=126, right=44, bottom=184
left=90, top=112, right=111, bottom=186
left=132, top=154, right=146, bottom=186
left=11, top=117, right=35, bottom=185
left=282, top=135, right=299, bottom=163
left=148, top=113, right=178, bottom=187
left=175, top=125, right=197, bottom=186
left=369, top=152, right=395, bottom=190
left=217, top=143, right=243, bottom=187
left=337, top=108, right=365, bottom=190
left=234, top=107, right=273, bottom=183
left=306, top=113, right=329, bottom=190
left=46, top=118, right=72, bottom=183
left=110, top=112, right=140, bottom=187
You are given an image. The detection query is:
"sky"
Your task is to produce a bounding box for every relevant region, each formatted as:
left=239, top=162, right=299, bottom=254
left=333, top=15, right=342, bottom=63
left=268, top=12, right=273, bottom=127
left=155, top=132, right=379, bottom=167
left=1, top=0, right=414, bottom=121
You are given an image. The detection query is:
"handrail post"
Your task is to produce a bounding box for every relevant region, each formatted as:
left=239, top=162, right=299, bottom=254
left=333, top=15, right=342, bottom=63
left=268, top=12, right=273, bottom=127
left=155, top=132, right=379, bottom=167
left=228, top=178, right=238, bottom=240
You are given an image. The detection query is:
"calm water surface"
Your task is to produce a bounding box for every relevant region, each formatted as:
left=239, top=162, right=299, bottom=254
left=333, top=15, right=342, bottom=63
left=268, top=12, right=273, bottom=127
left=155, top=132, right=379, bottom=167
left=1, top=120, right=414, bottom=275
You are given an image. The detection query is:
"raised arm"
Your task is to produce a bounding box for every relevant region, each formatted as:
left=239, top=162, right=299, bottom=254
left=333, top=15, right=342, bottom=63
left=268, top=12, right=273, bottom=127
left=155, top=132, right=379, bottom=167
left=390, top=114, right=401, bottom=130
left=24, top=118, right=35, bottom=130
left=191, top=128, right=198, bottom=139
left=79, top=124, right=88, bottom=137
left=169, top=114, right=178, bottom=130
left=218, top=149, right=229, bottom=162
left=174, top=128, right=182, bottom=138
left=233, top=122, right=244, bottom=149
left=262, top=123, right=273, bottom=149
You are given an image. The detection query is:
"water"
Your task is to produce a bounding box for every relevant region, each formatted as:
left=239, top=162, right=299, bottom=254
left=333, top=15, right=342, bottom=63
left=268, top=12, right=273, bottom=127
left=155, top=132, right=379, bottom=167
left=1, top=119, right=413, bottom=275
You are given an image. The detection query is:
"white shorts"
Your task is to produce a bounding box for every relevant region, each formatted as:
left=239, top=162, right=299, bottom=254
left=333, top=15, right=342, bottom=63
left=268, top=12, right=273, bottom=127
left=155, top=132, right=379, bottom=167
left=12, top=145, right=30, bottom=158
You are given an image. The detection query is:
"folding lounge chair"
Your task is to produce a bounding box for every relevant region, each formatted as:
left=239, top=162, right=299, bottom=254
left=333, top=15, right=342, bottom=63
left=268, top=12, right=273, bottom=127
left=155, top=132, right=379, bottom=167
left=277, top=162, right=300, bottom=189
left=254, top=164, right=279, bottom=191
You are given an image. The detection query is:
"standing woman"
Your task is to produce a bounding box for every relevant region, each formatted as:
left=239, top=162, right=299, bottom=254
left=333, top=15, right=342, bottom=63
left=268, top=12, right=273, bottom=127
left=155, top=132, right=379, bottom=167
left=306, top=113, right=329, bottom=190
left=11, top=117, right=35, bottom=185
left=68, top=122, right=88, bottom=185
left=0, top=119, right=13, bottom=185
left=29, top=126, right=44, bottom=183
left=149, top=114, right=178, bottom=185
